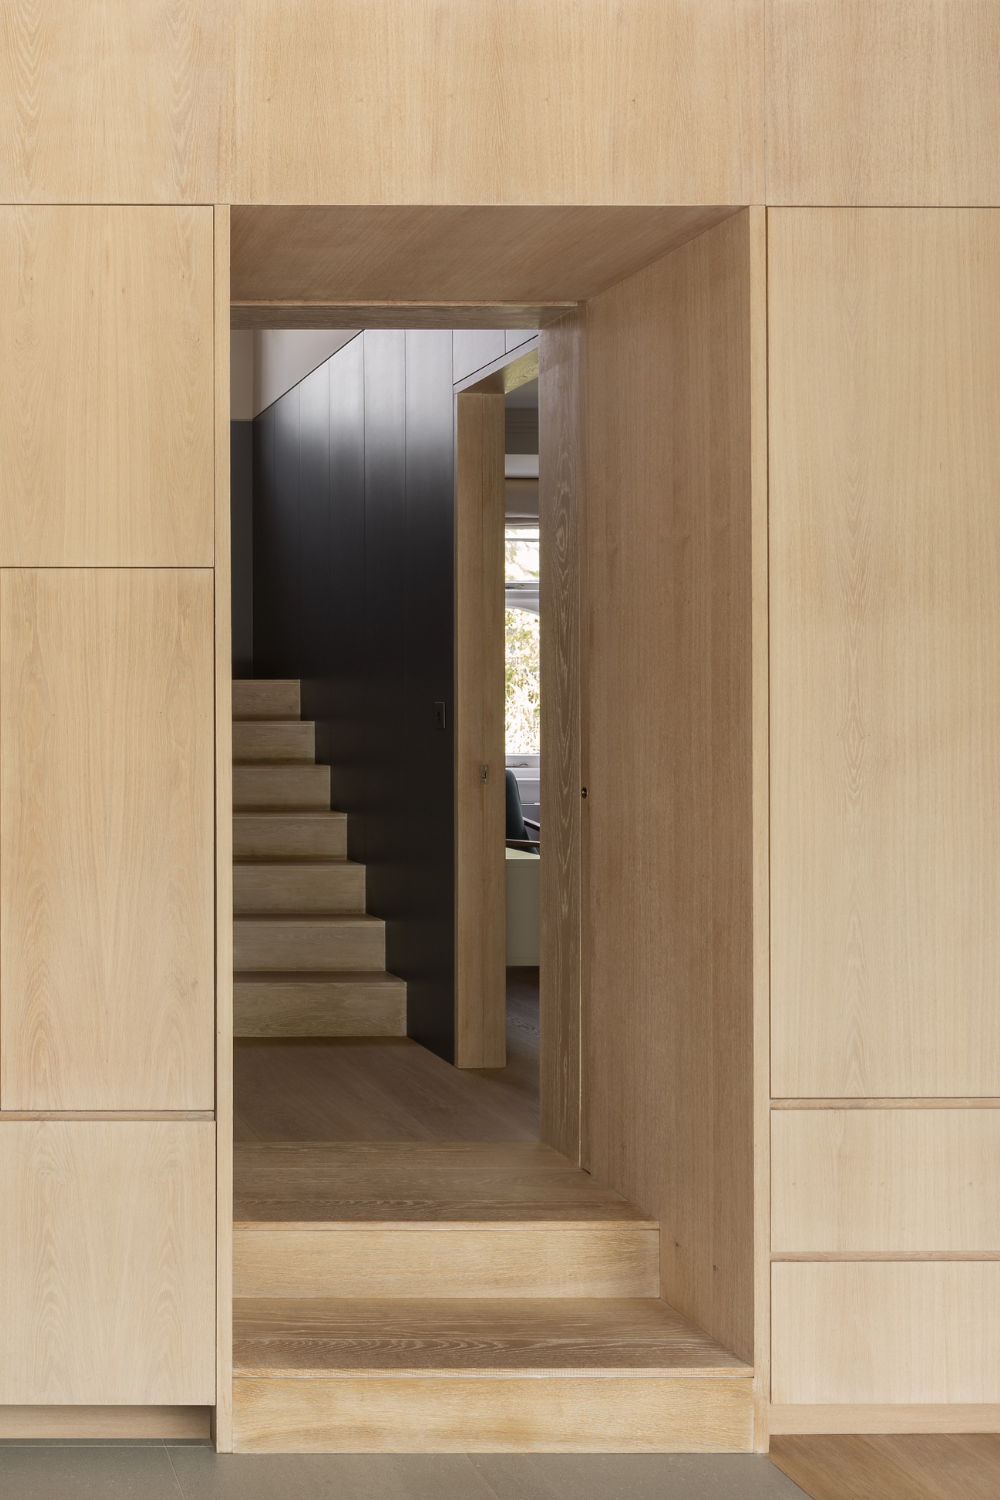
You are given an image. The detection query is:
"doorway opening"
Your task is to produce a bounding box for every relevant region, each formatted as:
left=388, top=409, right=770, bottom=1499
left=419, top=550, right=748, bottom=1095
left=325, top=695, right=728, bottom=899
left=224, top=204, right=761, bottom=1454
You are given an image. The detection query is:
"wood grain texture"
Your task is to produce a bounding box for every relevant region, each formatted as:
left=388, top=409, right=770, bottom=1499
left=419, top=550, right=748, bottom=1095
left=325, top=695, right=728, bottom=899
left=583, top=212, right=756, bottom=1363
left=770, top=1433, right=1000, bottom=1500
left=232, top=680, right=300, bottom=719
left=234, top=973, right=406, bottom=1038
left=233, top=813, right=347, bottom=860
left=234, top=1039, right=537, bottom=1144
left=214, top=202, right=234, bottom=1455
left=454, top=394, right=506, bottom=1068
left=767, top=2, right=1000, bottom=206
left=0, top=207, right=214, bottom=566
left=233, top=721, right=315, bottom=762
left=0, top=568, right=215, bottom=1111
left=0, top=1406, right=211, bottom=1440
left=233, top=1297, right=751, bottom=1374
left=233, top=916, right=385, bottom=972
left=233, top=1142, right=652, bottom=1224
left=229, top=207, right=742, bottom=304
left=234, top=1227, right=658, bottom=1299
left=770, top=1406, right=1000, bottom=1436
left=748, top=203, right=770, bottom=1453
left=0, top=1122, right=215, bottom=1404
left=771, top=1262, right=1000, bottom=1405
left=232, top=764, right=331, bottom=810
left=769, top=209, right=1000, bottom=1099
left=229, top=4, right=761, bottom=205
left=772, top=1109, right=1000, bottom=1254
left=0, top=0, right=227, bottom=202
left=233, top=1373, right=754, bottom=1454
left=233, top=862, right=366, bottom=915
left=539, top=307, right=585, bottom=1164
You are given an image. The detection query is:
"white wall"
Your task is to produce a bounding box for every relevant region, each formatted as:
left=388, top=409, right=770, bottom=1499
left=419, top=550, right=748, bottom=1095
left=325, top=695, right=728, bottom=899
left=252, top=329, right=360, bottom=416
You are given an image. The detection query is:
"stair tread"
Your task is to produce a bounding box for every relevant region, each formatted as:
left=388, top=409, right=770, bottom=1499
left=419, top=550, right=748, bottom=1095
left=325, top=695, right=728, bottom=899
left=235, top=914, right=383, bottom=927
left=233, top=858, right=359, bottom=868
left=235, top=970, right=405, bottom=985
left=233, top=1142, right=656, bottom=1225
left=233, top=1297, right=750, bottom=1376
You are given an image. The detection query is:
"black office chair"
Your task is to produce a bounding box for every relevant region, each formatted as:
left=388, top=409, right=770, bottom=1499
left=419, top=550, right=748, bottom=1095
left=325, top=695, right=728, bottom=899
left=505, top=769, right=539, bottom=852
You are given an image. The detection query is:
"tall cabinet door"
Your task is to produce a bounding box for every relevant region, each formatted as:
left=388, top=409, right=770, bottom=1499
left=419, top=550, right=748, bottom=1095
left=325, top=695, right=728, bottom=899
left=0, top=205, right=217, bottom=1405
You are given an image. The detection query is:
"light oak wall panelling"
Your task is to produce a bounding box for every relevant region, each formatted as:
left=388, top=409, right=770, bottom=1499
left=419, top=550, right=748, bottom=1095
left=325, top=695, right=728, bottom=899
left=0, top=0, right=228, bottom=203
left=454, top=393, right=506, bottom=1068
left=214, top=204, right=235, bottom=1454
left=772, top=1108, right=1000, bottom=1256
left=769, top=209, right=1000, bottom=1099
left=583, top=211, right=758, bottom=1363
left=229, top=6, right=762, bottom=206
left=771, top=1262, right=1000, bottom=1406
left=769, top=1404, right=1000, bottom=1437
left=230, top=207, right=742, bottom=309
left=747, top=203, right=770, bottom=1452
left=0, top=568, right=215, bottom=1111
left=0, top=206, right=215, bottom=566
left=0, top=1122, right=216, bottom=1405
left=767, top=2, right=1000, bottom=207
left=538, top=306, right=586, bottom=1164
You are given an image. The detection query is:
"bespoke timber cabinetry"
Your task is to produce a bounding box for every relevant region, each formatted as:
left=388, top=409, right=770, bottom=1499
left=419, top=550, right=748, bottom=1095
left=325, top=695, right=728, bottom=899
left=0, top=201, right=219, bottom=1412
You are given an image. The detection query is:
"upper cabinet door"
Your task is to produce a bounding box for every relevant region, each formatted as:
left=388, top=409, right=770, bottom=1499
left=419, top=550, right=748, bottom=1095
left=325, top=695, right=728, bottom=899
left=769, top=209, right=1000, bottom=1098
left=0, top=568, right=215, bottom=1111
left=0, top=207, right=214, bottom=566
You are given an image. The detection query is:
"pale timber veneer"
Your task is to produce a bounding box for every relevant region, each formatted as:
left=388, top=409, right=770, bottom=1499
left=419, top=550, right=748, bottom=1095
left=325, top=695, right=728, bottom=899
left=0, top=568, right=215, bottom=1111
left=769, top=209, right=1000, bottom=1099
left=0, top=207, right=214, bottom=565
left=0, top=1122, right=215, bottom=1405
left=0, top=1407, right=211, bottom=1441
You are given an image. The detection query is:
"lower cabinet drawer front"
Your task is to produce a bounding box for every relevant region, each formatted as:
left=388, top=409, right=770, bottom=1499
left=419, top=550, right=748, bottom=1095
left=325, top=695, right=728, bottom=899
left=771, top=1109, right=1000, bottom=1253
left=0, top=1121, right=216, bottom=1405
left=772, top=1262, right=1000, bottom=1405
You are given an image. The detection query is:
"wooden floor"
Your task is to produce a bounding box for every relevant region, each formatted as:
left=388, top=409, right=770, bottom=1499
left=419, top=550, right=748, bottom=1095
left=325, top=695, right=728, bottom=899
left=234, top=968, right=540, bottom=1142
left=233, top=1140, right=652, bottom=1223
left=770, top=1434, right=1000, bottom=1500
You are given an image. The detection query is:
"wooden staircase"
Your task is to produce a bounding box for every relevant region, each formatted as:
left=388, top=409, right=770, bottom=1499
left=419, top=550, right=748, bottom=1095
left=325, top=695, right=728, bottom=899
left=231, top=1142, right=753, bottom=1452
left=232, top=680, right=406, bottom=1038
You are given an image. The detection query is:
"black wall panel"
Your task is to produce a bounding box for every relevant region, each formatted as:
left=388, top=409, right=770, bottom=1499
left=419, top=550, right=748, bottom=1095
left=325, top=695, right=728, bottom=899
left=251, top=330, right=456, bottom=1059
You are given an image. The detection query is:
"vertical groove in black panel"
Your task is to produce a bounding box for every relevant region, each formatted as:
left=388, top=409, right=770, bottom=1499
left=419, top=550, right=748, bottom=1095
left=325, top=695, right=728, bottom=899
left=251, top=329, right=456, bottom=1062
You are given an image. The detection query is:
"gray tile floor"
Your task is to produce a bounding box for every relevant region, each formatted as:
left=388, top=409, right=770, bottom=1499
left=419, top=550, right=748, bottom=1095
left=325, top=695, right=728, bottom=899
left=0, top=1442, right=812, bottom=1500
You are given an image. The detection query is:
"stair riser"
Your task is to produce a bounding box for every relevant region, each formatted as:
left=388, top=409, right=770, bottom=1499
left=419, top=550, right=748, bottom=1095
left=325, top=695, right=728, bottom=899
left=234, top=766, right=330, bottom=811
left=233, top=723, right=316, bottom=764
left=234, top=865, right=366, bottom=915
left=234, top=982, right=406, bottom=1037
left=233, top=681, right=300, bottom=720
left=234, top=1227, right=659, bottom=1299
left=232, top=1374, right=754, bottom=1453
left=234, top=924, right=385, bottom=972
left=234, top=818, right=347, bottom=861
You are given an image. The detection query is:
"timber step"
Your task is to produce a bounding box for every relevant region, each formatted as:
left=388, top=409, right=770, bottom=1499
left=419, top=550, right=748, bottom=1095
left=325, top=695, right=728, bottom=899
left=234, top=720, right=316, bottom=764
left=234, top=1142, right=658, bottom=1298
left=233, top=763, right=331, bottom=811
left=234, top=813, right=348, bottom=861
left=234, top=860, right=366, bottom=915
left=231, top=1297, right=753, bottom=1453
left=234, top=973, right=407, bottom=1038
left=234, top=915, right=386, bottom=972
left=233, top=679, right=301, bottom=720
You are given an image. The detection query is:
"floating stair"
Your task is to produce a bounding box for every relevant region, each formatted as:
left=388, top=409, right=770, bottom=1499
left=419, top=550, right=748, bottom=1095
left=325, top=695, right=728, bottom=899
left=232, top=680, right=406, bottom=1038
left=231, top=1142, right=754, bottom=1453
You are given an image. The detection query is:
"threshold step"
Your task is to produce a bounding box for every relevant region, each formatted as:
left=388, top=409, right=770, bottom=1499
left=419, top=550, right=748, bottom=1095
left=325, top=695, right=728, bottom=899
left=233, top=860, right=366, bottom=915
left=233, top=680, right=300, bottom=721
left=233, top=721, right=316, bottom=764
left=234, top=813, right=347, bottom=860
left=231, top=1298, right=753, bottom=1453
left=234, top=1142, right=657, bottom=1298
left=234, top=915, right=385, bottom=972
left=233, top=764, right=331, bottom=811
left=234, top=972, right=406, bottom=1038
